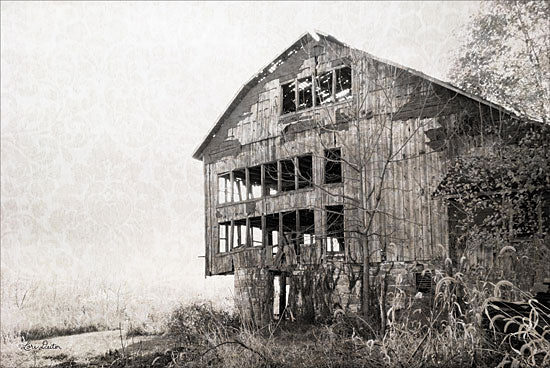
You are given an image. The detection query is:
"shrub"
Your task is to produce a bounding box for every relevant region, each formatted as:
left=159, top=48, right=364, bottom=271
left=167, top=302, right=240, bottom=344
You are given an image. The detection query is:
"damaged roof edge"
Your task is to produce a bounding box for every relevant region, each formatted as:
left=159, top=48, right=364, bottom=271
left=191, top=30, right=541, bottom=161
left=192, top=31, right=341, bottom=160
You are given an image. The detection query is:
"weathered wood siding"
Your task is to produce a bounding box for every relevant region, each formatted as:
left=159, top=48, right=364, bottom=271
left=202, top=37, right=491, bottom=276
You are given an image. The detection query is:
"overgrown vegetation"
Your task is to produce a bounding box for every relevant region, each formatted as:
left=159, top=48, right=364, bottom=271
left=62, top=274, right=547, bottom=368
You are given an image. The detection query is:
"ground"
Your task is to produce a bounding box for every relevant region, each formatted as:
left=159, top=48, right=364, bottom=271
left=0, top=331, right=176, bottom=368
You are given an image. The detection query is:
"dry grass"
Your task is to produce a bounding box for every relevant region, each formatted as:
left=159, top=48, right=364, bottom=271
left=1, top=267, right=548, bottom=367
left=0, top=274, right=232, bottom=344
left=133, top=270, right=548, bottom=368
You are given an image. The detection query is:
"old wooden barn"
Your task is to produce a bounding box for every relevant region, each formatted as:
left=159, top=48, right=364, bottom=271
left=192, top=31, right=549, bottom=324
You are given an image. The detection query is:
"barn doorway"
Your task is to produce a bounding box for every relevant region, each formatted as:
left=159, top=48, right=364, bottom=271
left=272, top=272, right=290, bottom=319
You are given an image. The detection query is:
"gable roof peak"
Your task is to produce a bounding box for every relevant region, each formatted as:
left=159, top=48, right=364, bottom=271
left=192, top=31, right=538, bottom=160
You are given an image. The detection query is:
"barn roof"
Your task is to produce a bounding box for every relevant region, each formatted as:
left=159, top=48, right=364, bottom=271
left=192, top=30, right=533, bottom=161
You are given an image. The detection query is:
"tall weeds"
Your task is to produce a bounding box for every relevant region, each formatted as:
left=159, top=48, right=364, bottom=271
left=159, top=267, right=548, bottom=368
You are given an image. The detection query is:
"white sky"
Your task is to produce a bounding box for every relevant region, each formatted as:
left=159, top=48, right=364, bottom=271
left=1, top=1, right=480, bottom=304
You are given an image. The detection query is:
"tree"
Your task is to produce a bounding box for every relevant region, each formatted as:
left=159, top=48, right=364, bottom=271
left=447, top=1, right=550, bottom=291
left=450, top=0, right=550, bottom=123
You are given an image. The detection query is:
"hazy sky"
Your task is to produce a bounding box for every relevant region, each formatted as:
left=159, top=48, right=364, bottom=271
left=1, top=2, right=480, bottom=301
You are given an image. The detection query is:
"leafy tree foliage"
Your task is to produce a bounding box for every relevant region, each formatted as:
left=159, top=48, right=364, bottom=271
left=436, top=120, right=550, bottom=292
left=450, top=0, right=550, bottom=122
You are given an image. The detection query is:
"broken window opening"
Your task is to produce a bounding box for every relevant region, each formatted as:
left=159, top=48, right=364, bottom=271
left=315, top=71, right=333, bottom=105
left=325, top=148, right=342, bottom=184
left=265, top=213, right=280, bottom=256
left=249, top=217, right=263, bottom=247
left=248, top=165, right=262, bottom=199
left=280, top=159, right=296, bottom=192
left=218, top=221, right=231, bottom=253
left=335, top=67, right=352, bottom=102
left=326, top=205, right=344, bottom=253
left=282, top=81, right=296, bottom=114
left=218, top=173, right=231, bottom=204
left=282, top=210, right=298, bottom=260
left=298, top=209, right=315, bottom=246
left=233, top=169, right=246, bottom=202
left=297, top=155, right=313, bottom=189
left=263, top=162, right=279, bottom=196
left=297, top=77, right=313, bottom=110
left=233, top=219, right=247, bottom=249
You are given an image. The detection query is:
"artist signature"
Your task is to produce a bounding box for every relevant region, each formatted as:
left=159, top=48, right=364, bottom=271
left=19, top=340, right=62, bottom=352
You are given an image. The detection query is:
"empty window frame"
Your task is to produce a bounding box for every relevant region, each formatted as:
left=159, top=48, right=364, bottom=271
left=248, top=165, right=262, bottom=199
left=249, top=217, right=263, bottom=247
left=264, top=162, right=279, bottom=196
left=325, top=148, right=342, bottom=184
left=335, top=67, right=352, bottom=102
left=298, top=209, right=315, bottom=246
left=281, top=80, right=297, bottom=114
left=233, top=169, right=246, bottom=202
left=315, top=71, right=333, bottom=105
left=281, top=67, right=352, bottom=115
left=297, top=77, right=313, bottom=110
left=280, top=159, right=296, bottom=192
left=326, top=205, right=344, bottom=253
left=218, top=221, right=231, bottom=253
left=233, top=219, right=247, bottom=249
left=265, top=213, right=279, bottom=256
left=218, top=173, right=231, bottom=204
left=297, top=155, right=313, bottom=189
left=415, top=271, right=433, bottom=293
left=282, top=77, right=314, bottom=114
left=281, top=210, right=298, bottom=252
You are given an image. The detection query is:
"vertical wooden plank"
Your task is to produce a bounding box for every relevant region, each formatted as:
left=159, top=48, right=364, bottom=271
left=262, top=215, right=270, bottom=264
left=406, top=119, right=416, bottom=262
left=245, top=167, right=250, bottom=200
left=294, top=156, right=299, bottom=191
left=261, top=163, right=265, bottom=198
left=277, top=160, right=282, bottom=193
left=204, top=163, right=211, bottom=276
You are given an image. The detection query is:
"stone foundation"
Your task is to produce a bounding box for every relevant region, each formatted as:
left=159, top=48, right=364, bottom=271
left=234, top=261, right=428, bottom=325
left=234, top=267, right=273, bottom=324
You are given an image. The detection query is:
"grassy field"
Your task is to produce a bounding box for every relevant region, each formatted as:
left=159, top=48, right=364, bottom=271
left=1, top=272, right=549, bottom=367
left=0, top=330, right=175, bottom=368
left=0, top=274, right=233, bottom=342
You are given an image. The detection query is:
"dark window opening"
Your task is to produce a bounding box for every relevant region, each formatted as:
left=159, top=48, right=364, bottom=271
left=415, top=272, right=433, bottom=293
left=249, top=217, right=263, bottom=247
left=326, top=205, right=344, bottom=253
left=315, top=71, right=333, bottom=105
left=233, top=219, right=247, bottom=249
left=218, top=222, right=231, bottom=253
left=325, top=148, right=342, bottom=184
left=297, top=77, right=313, bottom=110
left=248, top=165, right=262, bottom=199
left=282, top=81, right=296, bottom=114
left=218, top=173, right=231, bottom=204
left=298, top=209, right=315, bottom=246
left=282, top=210, right=298, bottom=257
left=233, top=169, right=246, bottom=202
left=297, top=155, right=313, bottom=189
left=280, top=159, right=295, bottom=192
left=265, top=213, right=280, bottom=256
left=264, top=162, right=278, bottom=196
left=335, top=67, right=352, bottom=102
